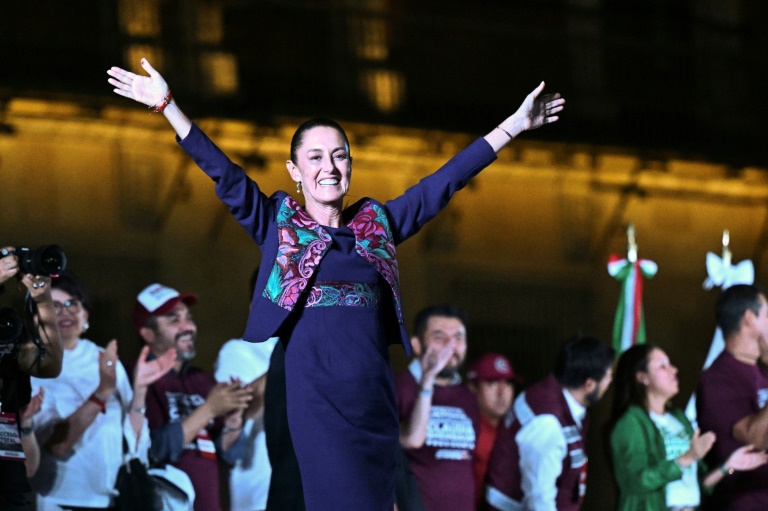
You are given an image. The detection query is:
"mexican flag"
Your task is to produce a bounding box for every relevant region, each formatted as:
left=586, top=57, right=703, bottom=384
left=607, top=254, right=658, bottom=354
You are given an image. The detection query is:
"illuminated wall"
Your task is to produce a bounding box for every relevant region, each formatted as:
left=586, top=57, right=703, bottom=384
left=5, top=97, right=768, bottom=373
left=4, top=95, right=768, bottom=508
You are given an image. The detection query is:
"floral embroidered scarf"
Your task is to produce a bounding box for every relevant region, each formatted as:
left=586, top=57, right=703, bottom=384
left=262, top=195, right=403, bottom=322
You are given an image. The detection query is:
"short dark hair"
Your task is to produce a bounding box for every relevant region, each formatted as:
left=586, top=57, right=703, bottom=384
left=290, top=118, right=350, bottom=164
left=51, top=270, right=91, bottom=312
left=412, top=304, right=468, bottom=340
left=716, top=284, right=764, bottom=338
left=610, top=343, right=656, bottom=427
left=143, top=315, right=159, bottom=332
left=554, top=335, right=614, bottom=389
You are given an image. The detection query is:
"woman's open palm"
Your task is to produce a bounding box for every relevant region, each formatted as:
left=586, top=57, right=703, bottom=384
left=107, top=58, right=168, bottom=108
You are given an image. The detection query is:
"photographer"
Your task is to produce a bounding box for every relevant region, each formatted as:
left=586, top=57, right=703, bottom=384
left=1, top=247, right=64, bottom=378
left=0, top=246, right=64, bottom=511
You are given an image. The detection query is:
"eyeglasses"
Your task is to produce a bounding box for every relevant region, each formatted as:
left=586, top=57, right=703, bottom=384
left=53, top=299, right=82, bottom=315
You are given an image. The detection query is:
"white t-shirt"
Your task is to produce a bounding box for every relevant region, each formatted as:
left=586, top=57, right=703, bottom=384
left=649, top=411, right=700, bottom=508
left=229, top=414, right=271, bottom=511
left=30, top=338, right=148, bottom=509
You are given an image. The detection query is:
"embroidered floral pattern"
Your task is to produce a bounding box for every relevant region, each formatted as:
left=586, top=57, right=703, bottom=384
left=262, top=196, right=404, bottom=327
left=348, top=201, right=403, bottom=322
left=305, top=281, right=379, bottom=308
left=263, top=196, right=332, bottom=309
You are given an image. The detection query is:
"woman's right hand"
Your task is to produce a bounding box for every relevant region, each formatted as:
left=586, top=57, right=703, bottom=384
left=96, top=339, right=119, bottom=400
left=685, top=429, right=717, bottom=463
left=107, top=58, right=169, bottom=108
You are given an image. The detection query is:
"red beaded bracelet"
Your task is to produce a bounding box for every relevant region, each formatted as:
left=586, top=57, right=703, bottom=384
left=88, top=393, right=106, bottom=414
left=149, top=90, right=173, bottom=114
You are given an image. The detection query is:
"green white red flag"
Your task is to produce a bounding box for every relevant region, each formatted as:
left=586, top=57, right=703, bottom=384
left=607, top=255, right=658, bottom=354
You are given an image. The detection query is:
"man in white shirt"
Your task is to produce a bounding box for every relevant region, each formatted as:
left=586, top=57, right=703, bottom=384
left=485, top=335, right=614, bottom=511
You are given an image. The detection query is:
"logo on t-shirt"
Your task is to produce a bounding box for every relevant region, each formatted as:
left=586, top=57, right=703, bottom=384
left=166, top=391, right=206, bottom=422
left=426, top=405, right=476, bottom=454
left=758, top=388, right=768, bottom=409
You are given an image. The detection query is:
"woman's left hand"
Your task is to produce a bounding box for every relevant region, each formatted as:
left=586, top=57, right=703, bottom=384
left=96, top=340, right=119, bottom=399
left=514, top=81, right=565, bottom=131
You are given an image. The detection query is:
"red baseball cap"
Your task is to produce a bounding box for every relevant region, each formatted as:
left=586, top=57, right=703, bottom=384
left=133, top=283, right=198, bottom=332
left=466, top=353, right=519, bottom=382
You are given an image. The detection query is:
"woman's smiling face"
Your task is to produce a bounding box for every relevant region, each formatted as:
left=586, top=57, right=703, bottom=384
left=51, top=287, right=88, bottom=344
left=287, top=125, right=351, bottom=210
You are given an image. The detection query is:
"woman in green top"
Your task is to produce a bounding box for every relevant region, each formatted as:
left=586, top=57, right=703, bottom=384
left=609, top=344, right=767, bottom=511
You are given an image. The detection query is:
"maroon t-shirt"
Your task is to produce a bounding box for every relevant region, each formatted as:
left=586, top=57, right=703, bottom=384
left=395, top=366, right=480, bottom=511
left=697, top=350, right=768, bottom=510
left=145, top=366, right=221, bottom=511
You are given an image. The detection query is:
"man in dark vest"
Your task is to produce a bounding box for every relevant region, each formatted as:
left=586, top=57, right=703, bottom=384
left=485, top=335, right=614, bottom=511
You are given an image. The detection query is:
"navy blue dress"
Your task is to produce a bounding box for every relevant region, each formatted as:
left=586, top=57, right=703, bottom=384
left=179, top=124, right=497, bottom=510
left=285, top=226, right=398, bottom=509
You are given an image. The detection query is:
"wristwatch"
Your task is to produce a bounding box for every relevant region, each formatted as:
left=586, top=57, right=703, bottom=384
left=719, top=464, right=735, bottom=476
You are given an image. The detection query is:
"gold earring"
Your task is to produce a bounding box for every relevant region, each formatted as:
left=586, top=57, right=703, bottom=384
left=296, top=181, right=302, bottom=194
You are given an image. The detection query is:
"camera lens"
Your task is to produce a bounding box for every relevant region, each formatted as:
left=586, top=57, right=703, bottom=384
left=18, top=245, right=67, bottom=276
left=0, top=307, right=22, bottom=344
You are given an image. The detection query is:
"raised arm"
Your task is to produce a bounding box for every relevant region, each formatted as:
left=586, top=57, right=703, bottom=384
left=18, top=274, right=63, bottom=378
left=399, top=339, right=456, bottom=449
left=128, top=345, right=176, bottom=444
left=484, top=81, right=565, bottom=153
left=107, top=59, right=192, bottom=140
left=1, top=249, right=62, bottom=378
left=108, top=60, right=276, bottom=245
left=385, top=82, right=564, bottom=244
left=45, top=340, right=119, bottom=458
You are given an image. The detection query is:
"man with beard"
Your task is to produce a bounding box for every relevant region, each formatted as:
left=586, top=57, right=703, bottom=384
left=485, top=335, right=614, bottom=511
left=133, top=283, right=253, bottom=511
left=396, top=305, right=479, bottom=511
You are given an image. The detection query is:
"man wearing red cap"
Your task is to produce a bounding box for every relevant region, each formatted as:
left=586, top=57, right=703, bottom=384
left=133, top=283, right=253, bottom=511
left=466, top=353, right=517, bottom=509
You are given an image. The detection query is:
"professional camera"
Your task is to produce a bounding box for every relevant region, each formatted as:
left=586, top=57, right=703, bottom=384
left=0, top=307, right=23, bottom=345
left=0, top=245, right=67, bottom=276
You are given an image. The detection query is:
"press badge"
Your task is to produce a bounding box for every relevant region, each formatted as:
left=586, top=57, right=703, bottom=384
left=0, top=412, right=25, bottom=462
left=196, top=429, right=216, bottom=460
